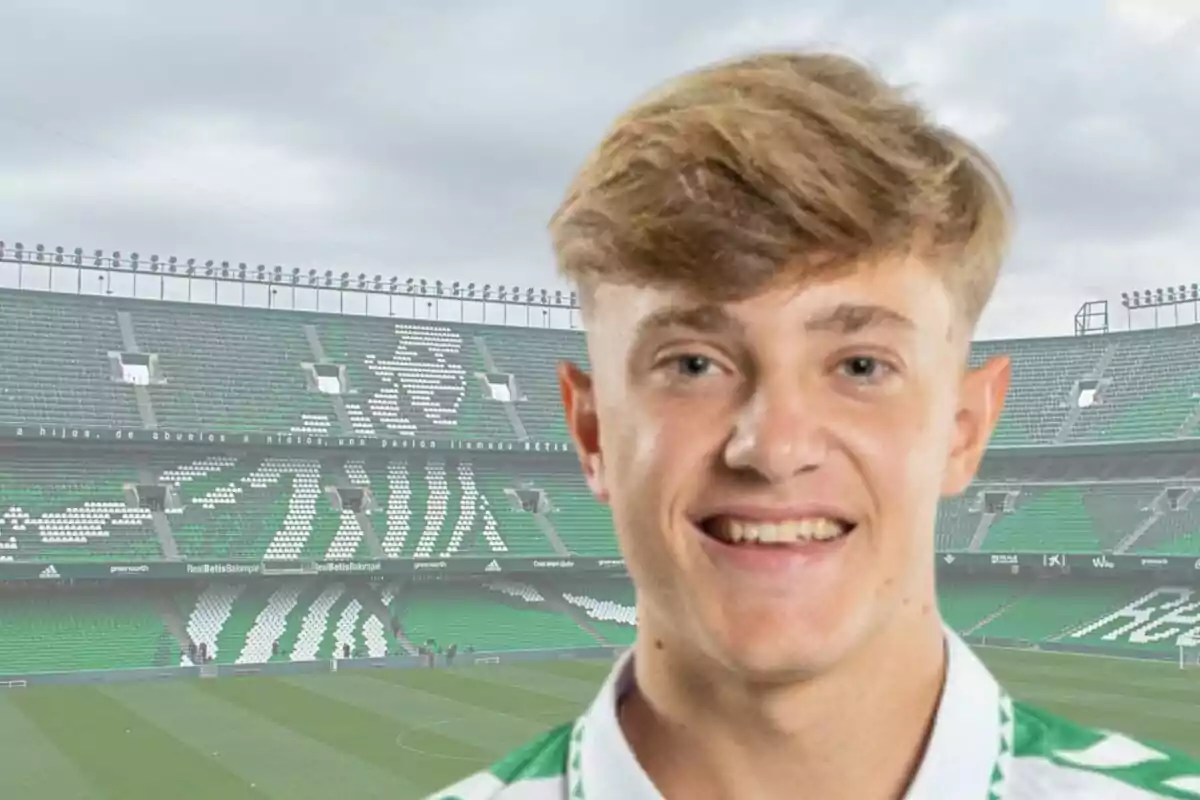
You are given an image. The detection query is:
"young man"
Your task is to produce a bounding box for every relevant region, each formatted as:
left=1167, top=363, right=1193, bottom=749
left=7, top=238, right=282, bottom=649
left=428, top=51, right=1200, bottom=799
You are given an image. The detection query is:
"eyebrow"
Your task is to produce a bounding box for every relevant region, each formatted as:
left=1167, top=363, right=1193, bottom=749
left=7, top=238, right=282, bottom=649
left=630, top=301, right=915, bottom=347
left=803, top=303, right=916, bottom=334
left=631, top=304, right=744, bottom=344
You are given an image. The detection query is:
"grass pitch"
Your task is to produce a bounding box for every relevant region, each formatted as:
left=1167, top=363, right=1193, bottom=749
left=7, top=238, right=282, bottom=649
left=0, top=648, right=1195, bottom=799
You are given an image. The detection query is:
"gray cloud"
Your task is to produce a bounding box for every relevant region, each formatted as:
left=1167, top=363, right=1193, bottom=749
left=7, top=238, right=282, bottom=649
left=1, top=0, right=1197, bottom=338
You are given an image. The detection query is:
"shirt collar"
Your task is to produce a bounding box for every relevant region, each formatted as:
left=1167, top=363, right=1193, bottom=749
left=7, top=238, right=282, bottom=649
left=571, top=628, right=1005, bottom=800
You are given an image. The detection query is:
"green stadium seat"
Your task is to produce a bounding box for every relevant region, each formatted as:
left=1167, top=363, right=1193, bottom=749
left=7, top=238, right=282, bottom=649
left=316, top=318, right=515, bottom=441
left=973, top=582, right=1145, bottom=642
left=934, top=494, right=983, bottom=550
left=1063, top=585, right=1200, bottom=655
left=480, top=327, right=589, bottom=442
left=0, top=290, right=142, bottom=428
left=1063, top=326, right=1200, bottom=443
left=1132, top=500, right=1200, bottom=555
left=938, top=582, right=1022, bottom=633
left=158, top=454, right=365, bottom=561
left=979, top=486, right=1103, bottom=553
left=476, top=460, right=616, bottom=557
left=132, top=302, right=333, bottom=434
left=0, top=453, right=162, bottom=562
left=181, top=580, right=397, bottom=665
left=558, top=580, right=637, bottom=646
left=0, top=591, right=169, bottom=673
left=970, top=335, right=1109, bottom=446
left=399, top=582, right=597, bottom=652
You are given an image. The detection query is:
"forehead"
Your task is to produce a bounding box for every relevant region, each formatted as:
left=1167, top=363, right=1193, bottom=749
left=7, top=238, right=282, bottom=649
left=590, top=258, right=958, bottom=344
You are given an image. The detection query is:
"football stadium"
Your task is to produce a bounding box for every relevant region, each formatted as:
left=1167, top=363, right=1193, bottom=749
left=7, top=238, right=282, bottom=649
left=0, top=244, right=1197, bottom=799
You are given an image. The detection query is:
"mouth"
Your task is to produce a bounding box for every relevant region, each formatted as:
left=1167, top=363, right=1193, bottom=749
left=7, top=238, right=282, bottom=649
left=696, top=515, right=857, bottom=547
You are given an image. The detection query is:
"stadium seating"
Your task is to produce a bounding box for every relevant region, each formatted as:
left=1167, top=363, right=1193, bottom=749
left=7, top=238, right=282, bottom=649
left=0, top=290, right=142, bottom=429
left=934, top=494, right=983, bottom=550
left=158, top=454, right=363, bottom=561
left=0, top=452, right=160, bottom=562
left=938, top=580, right=1200, bottom=658
left=969, top=335, right=1111, bottom=446
left=1, top=287, right=1196, bottom=445
left=479, top=326, right=589, bottom=442
left=469, top=458, right=564, bottom=555
left=979, top=487, right=1104, bottom=553
left=316, top=317, right=515, bottom=441
left=0, top=577, right=1195, bottom=676
left=972, top=582, right=1145, bottom=642
left=180, top=580, right=399, bottom=665
left=482, top=460, right=616, bottom=556
left=396, top=582, right=599, bottom=652
left=560, top=580, right=637, bottom=646
left=2, top=282, right=1200, bottom=677
left=938, top=583, right=1023, bottom=633
left=1079, top=484, right=1165, bottom=551
left=1062, top=325, right=1200, bottom=443
left=6, top=445, right=1200, bottom=565
left=1062, top=584, right=1200, bottom=656
left=1135, top=500, right=1200, bottom=555
left=0, top=590, right=172, bottom=674
left=359, top=455, right=512, bottom=559
left=132, top=302, right=332, bottom=433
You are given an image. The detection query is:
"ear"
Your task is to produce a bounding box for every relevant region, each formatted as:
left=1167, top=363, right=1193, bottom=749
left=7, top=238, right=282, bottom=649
left=558, top=360, right=609, bottom=503
left=941, top=355, right=1010, bottom=496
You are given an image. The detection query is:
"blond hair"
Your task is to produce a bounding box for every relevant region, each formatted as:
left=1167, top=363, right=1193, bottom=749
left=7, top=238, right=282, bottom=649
left=549, top=51, right=1013, bottom=326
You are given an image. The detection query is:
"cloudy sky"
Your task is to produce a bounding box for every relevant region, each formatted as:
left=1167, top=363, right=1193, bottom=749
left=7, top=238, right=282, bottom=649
left=0, top=0, right=1197, bottom=340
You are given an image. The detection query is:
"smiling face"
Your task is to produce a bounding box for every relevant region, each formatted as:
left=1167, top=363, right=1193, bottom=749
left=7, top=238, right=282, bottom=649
left=560, top=258, right=1010, bottom=681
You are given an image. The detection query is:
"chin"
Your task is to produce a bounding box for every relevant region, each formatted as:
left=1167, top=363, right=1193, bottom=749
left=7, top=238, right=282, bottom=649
left=700, top=594, right=876, bottom=682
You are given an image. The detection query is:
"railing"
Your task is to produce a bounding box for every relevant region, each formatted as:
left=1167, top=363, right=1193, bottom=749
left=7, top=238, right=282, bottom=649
left=0, top=239, right=582, bottom=330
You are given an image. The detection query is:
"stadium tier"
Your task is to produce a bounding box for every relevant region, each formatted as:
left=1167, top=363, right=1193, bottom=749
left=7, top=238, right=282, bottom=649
left=4, top=450, right=1200, bottom=562
left=1, top=287, right=1198, bottom=445
left=1, top=577, right=1196, bottom=677
left=1, top=282, right=1199, bottom=684
left=0, top=450, right=614, bottom=563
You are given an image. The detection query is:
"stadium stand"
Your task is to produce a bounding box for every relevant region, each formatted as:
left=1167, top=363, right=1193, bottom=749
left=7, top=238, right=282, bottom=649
left=0, top=291, right=142, bottom=429
left=0, top=287, right=1197, bottom=446
left=396, top=581, right=601, bottom=652
left=0, top=278, right=1198, bottom=678
left=0, top=588, right=174, bottom=674
left=1062, top=324, right=1200, bottom=443
left=1136, top=499, right=1200, bottom=555
left=0, top=452, right=159, bottom=562
left=132, top=302, right=333, bottom=433
left=971, top=582, right=1146, bottom=643
left=6, top=448, right=1200, bottom=572
left=560, top=579, right=638, bottom=646
left=478, top=326, right=590, bottom=441
left=315, top=316, right=515, bottom=441
left=970, top=335, right=1111, bottom=446
left=178, top=579, right=401, bottom=666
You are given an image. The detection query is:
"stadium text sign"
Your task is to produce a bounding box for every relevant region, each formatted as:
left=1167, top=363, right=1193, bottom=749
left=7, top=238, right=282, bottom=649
left=0, top=425, right=573, bottom=453
left=937, top=552, right=1200, bottom=575
left=0, top=556, right=627, bottom=581
left=1067, top=587, right=1200, bottom=648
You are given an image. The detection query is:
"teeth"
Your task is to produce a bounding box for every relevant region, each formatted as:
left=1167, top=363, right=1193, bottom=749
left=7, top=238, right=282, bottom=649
left=716, top=517, right=847, bottom=544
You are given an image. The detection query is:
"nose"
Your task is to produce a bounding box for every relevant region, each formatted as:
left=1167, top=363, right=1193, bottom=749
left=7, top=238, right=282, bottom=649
left=723, top=377, right=827, bottom=482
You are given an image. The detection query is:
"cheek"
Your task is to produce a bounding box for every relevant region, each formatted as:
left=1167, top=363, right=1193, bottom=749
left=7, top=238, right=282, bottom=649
left=601, top=398, right=717, bottom=536
left=842, top=403, right=950, bottom=530
left=606, top=392, right=714, bottom=481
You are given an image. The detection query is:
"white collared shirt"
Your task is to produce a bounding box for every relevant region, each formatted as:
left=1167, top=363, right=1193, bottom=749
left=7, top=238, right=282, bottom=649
left=428, top=631, right=1200, bottom=799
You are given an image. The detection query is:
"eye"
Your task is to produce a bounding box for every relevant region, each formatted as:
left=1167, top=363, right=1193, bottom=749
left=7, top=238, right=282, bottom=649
left=672, top=354, right=718, bottom=378
left=839, top=355, right=891, bottom=381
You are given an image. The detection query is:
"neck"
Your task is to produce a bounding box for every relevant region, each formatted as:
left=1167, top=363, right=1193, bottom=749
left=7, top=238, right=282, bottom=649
left=620, top=611, right=947, bottom=800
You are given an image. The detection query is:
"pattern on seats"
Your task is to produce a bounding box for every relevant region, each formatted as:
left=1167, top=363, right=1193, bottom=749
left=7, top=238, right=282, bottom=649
left=0, top=455, right=159, bottom=562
